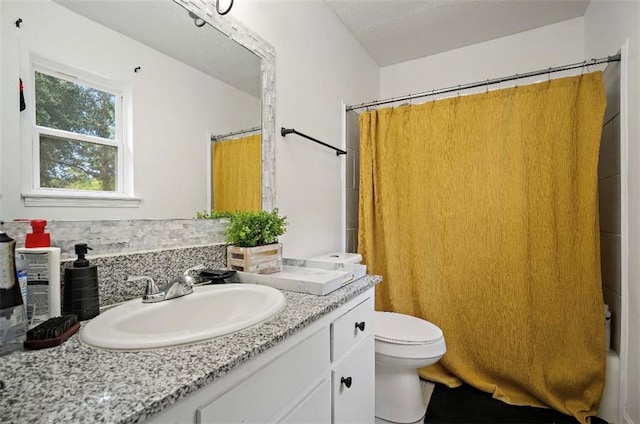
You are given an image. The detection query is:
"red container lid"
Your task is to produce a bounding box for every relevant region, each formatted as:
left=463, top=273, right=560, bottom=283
left=25, top=219, right=51, bottom=248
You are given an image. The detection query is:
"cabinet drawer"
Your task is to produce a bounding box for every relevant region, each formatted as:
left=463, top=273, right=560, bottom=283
left=331, top=296, right=374, bottom=361
left=197, top=327, right=330, bottom=423
left=332, top=334, right=375, bottom=423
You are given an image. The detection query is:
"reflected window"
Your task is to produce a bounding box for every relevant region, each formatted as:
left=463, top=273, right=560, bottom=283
left=32, top=62, right=126, bottom=193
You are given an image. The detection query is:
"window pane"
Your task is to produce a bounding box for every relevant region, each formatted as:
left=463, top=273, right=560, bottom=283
left=39, top=134, right=117, bottom=191
left=35, top=72, right=116, bottom=140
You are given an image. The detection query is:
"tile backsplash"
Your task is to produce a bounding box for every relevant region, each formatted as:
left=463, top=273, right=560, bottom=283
left=72, top=243, right=228, bottom=307
left=1, top=219, right=227, bottom=258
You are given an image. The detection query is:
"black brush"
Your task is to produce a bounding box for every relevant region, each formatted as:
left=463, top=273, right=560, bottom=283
left=24, top=315, right=80, bottom=350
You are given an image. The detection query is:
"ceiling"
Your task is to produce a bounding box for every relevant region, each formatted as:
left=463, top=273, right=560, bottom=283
left=325, top=0, right=590, bottom=67
left=52, top=0, right=591, bottom=92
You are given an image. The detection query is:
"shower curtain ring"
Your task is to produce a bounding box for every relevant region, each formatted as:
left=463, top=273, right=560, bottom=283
left=513, top=74, right=518, bottom=88
left=547, top=68, right=552, bottom=81
left=486, top=79, right=490, bottom=93
left=581, top=60, right=587, bottom=75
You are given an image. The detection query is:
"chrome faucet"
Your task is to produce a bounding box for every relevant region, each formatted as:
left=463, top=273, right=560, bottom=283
left=129, top=264, right=205, bottom=303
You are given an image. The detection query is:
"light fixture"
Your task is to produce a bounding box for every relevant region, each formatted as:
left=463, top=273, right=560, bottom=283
left=215, top=0, right=233, bottom=15
left=188, top=11, right=206, bottom=27
left=188, top=0, right=233, bottom=27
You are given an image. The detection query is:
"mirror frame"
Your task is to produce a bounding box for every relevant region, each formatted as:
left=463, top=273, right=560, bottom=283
left=176, top=0, right=276, bottom=211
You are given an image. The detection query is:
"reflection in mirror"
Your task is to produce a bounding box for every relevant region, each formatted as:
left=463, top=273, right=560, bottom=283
left=0, top=0, right=275, bottom=221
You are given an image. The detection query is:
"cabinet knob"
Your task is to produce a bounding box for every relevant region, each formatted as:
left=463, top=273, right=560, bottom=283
left=355, top=321, right=366, bottom=332
left=340, top=376, right=352, bottom=388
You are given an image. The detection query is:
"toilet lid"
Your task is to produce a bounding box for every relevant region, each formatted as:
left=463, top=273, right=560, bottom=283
left=375, top=311, right=443, bottom=345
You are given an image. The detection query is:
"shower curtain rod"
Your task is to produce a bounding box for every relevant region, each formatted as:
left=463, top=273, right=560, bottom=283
left=347, top=54, right=621, bottom=112
left=211, top=126, right=261, bottom=142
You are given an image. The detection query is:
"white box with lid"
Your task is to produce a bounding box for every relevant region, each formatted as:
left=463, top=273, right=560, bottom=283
left=232, top=254, right=366, bottom=295
left=310, top=252, right=363, bottom=264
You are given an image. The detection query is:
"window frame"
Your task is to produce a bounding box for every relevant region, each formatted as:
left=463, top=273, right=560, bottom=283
left=23, top=55, right=138, bottom=208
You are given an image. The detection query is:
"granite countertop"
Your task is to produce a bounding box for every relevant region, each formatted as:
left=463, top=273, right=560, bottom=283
left=0, top=275, right=381, bottom=424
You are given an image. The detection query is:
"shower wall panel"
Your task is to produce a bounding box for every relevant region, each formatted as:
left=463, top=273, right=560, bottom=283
left=345, top=111, right=360, bottom=253
left=599, top=61, right=622, bottom=354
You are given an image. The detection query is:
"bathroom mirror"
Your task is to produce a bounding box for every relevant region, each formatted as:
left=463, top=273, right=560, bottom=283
left=0, top=0, right=275, bottom=220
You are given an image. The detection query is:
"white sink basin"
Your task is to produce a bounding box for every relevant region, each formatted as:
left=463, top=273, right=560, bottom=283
left=80, top=284, right=286, bottom=350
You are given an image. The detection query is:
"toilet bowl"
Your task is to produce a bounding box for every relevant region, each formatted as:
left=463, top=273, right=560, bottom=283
left=309, top=253, right=446, bottom=423
left=375, top=312, right=446, bottom=423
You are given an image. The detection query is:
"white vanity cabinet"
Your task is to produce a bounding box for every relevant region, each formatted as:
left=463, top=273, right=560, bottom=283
left=146, top=288, right=375, bottom=424
left=331, top=295, right=375, bottom=422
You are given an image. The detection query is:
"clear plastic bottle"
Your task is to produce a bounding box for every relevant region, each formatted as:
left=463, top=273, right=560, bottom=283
left=0, top=231, right=28, bottom=355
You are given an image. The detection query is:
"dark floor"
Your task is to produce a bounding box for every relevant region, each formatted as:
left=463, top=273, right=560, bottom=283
left=424, top=382, right=607, bottom=424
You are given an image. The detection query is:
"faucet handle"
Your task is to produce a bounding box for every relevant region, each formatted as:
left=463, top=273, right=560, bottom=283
left=183, top=264, right=205, bottom=287
left=183, top=264, right=205, bottom=276
left=128, top=276, right=162, bottom=300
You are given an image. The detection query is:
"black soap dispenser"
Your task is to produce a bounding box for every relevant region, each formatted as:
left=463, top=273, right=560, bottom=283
left=63, top=244, right=100, bottom=321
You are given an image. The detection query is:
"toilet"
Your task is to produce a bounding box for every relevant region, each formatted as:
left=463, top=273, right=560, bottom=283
left=310, top=252, right=447, bottom=423
left=375, top=312, right=446, bottom=423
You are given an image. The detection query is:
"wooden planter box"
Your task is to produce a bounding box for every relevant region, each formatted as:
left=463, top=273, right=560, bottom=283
left=227, top=243, right=283, bottom=274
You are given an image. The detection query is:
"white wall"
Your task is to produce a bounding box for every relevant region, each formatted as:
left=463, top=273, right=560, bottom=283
left=231, top=0, right=380, bottom=258
left=0, top=0, right=260, bottom=221
left=380, top=17, right=585, bottom=99
left=585, top=3, right=640, bottom=424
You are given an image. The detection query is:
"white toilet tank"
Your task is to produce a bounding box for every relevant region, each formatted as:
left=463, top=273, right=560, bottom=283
left=310, top=252, right=362, bottom=264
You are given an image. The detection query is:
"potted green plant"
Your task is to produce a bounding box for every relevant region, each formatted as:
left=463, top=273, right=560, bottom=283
left=226, top=209, right=288, bottom=274
left=195, top=210, right=236, bottom=220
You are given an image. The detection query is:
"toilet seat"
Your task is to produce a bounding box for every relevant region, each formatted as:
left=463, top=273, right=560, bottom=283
left=374, top=312, right=446, bottom=360
left=375, top=312, right=443, bottom=344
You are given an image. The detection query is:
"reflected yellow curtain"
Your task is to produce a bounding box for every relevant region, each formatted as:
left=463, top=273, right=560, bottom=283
left=359, top=72, right=606, bottom=423
left=212, top=134, right=261, bottom=212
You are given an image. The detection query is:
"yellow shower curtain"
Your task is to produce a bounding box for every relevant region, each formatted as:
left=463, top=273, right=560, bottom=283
left=212, top=133, right=261, bottom=212
left=359, top=72, right=606, bottom=423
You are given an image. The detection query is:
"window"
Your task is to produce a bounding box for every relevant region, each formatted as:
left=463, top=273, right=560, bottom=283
left=35, top=70, right=119, bottom=191
left=24, top=57, right=137, bottom=207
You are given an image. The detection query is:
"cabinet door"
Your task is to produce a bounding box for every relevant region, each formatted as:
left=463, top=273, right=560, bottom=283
left=197, top=328, right=329, bottom=423
left=280, top=379, right=331, bottom=424
left=332, top=334, right=375, bottom=423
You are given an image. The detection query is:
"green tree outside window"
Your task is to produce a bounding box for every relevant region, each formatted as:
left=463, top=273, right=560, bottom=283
left=35, top=71, right=117, bottom=191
